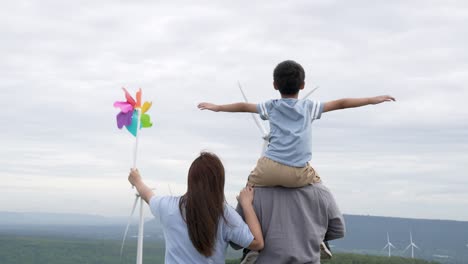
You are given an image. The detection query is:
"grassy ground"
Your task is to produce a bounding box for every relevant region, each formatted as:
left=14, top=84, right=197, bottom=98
left=0, top=235, right=438, bottom=264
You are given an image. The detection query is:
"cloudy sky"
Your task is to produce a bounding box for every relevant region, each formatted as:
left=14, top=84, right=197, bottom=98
left=1, top=0, right=467, bottom=221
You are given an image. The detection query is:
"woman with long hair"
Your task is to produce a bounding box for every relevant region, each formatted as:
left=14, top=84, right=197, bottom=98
left=128, top=151, right=264, bottom=263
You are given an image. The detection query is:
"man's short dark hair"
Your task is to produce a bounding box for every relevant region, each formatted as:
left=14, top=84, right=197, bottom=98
left=273, top=60, right=305, bottom=95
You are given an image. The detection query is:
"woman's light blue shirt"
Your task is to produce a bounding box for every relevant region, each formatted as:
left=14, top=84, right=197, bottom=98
left=149, top=196, right=253, bottom=264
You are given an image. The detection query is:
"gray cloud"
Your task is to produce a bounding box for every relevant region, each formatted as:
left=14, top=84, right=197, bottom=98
left=1, top=0, right=467, bottom=220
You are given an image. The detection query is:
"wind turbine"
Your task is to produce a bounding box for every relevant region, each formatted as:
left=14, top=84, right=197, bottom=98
left=237, top=82, right=319, bottom=154
left=121, top=188, right=156, bottom=262
left=382, top=232, right=396, bottom=257
left=403, top=231, right=420, bottom=259
left=120, top=194, right=143, bottom=261
left=237, top=82, right=269, bottom=155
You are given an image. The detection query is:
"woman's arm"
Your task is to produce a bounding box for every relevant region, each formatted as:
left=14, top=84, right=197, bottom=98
left=238, top=187, right=264, bottom=251
left=128, top=169, right=155, bottom=204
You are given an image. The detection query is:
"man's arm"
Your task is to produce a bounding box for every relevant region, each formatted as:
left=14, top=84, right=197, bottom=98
left=324, top=188, right=345, bottom=241
left=323, top=95, right=395, bottom=113
left=128, top=169, right=155, bottom=204
left=198, top=102, right=258, bottom=113
left=325, top=216, right=345, bottom=241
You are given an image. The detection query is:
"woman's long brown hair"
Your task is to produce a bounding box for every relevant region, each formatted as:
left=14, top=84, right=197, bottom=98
left=179, top=152, right=226, bottom=257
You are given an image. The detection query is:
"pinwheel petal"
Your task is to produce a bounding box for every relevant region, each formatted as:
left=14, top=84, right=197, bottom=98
left=140, top=113, right=153, bottom=128
left=135, top=88, right=142, bottom=108
left=113, top=101, right=133, bottom=113
left=141, top=101, right=152, bottom=114
left=125, top=110, right=139, bottom=137
left=116, top=111, right=133, bottom=129
left=122, top=87, right=136, bottom=107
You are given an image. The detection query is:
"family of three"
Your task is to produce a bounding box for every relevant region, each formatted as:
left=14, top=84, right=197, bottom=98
left=128, top=60, right=395, bottom=263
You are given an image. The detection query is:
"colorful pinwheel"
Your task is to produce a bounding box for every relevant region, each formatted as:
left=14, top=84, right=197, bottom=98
left=114, top=88, right=153, bottom=136
left=113, top=87, right=153, bottom=264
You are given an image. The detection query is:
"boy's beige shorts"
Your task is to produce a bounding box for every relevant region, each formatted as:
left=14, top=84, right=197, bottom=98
left=247, top=156, right=321, bottom=188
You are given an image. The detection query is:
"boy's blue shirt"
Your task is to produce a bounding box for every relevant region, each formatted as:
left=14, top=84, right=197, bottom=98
left=256, top=98, right=324, bottom=167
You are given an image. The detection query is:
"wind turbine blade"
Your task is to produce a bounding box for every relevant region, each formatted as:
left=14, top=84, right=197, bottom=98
left=403, top=244, right=412, bottom=252
left=387, top=232, right=390, bottom=242
left=251, top=113, right=268, bottom=136
left=120, top=195, right=139, bottom=259
left=301, top=86, right=319, bottom=100
left=261, top=137, right=268, bottom=156
left=413, top=244, right=420, bottom=250
left=238, top=81, right=249, bottom=102
left=383, top=244, right=389, bottom=250
left=390, top=243, right=396, bottom=249
left=237, top=82, right=268, bottom=136
left=168, top=184, right=173, bottom=195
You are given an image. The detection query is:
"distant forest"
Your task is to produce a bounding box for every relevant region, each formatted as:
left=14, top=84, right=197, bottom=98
left=0, top=235, right=439, bottom=264
left=2, top=212, right=468, bottom=262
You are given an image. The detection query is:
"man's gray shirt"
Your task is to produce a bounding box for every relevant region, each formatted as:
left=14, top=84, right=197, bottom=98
left=235, top=183, right=345, bottom=264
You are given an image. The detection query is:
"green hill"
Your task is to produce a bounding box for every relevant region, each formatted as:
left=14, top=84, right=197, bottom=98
left=0, top=235, right=438, bottom=264
left=2, top=211, right=468, bottom=262
left=226, top=254, right=438, bottom=264
left=326, top=253, right=439, bottom=264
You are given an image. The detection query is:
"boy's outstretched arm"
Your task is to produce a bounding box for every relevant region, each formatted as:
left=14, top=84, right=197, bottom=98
left=323, top=95, right=395, bottom=113
left=198, top=102, right=258, bottom=113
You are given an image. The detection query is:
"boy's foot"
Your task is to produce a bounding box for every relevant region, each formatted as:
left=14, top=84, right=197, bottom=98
left=320, top=241, right=332, bottom=259
left=241, top=248, right=250, bottom=261
left=240, top=248, right=259, bottom=264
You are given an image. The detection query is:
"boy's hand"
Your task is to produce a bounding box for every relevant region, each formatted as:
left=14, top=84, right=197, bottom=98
left=369, top=95, right=396, bottom=104
left=128, top=168, right=142, bottom=186
left=198, top=102, right=220, bottom=112
left=237, top=186, right=254, bottom=207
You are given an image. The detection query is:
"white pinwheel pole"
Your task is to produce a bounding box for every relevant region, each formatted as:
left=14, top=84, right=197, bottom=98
left=121, top=108, right=145, bottom=264
left=132, top=108, right=141, bottom=169
left=136, top=197, right=144, bottom=264
left=133, top=108, right=145, bottom=264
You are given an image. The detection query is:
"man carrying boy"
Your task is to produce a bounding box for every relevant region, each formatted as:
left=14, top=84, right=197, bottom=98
left=198, top=60, right=395, bottom=262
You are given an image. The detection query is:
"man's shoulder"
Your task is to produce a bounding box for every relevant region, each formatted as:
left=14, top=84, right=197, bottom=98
left=254, top=183, right=330, bottom=193
left=254, top=184, right=334, bottom=206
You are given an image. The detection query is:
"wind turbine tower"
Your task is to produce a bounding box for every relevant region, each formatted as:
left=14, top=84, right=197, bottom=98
left=404, top=231, right=420, bottom=259
left=382, top=232, right=396, bottom=257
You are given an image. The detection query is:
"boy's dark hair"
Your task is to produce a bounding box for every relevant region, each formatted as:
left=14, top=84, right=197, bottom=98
left=273, top=60, right=305, bottom=95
